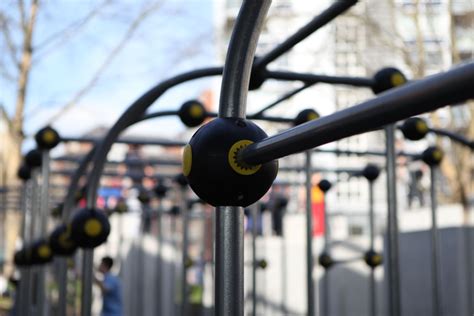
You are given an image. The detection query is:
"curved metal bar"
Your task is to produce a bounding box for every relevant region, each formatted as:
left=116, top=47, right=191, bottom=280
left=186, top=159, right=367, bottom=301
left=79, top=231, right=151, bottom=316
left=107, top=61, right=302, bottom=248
left=85, top=67, right=222, bottom=208
left=253, top=0, right=358, bottom=69
left=215, top=2, right=271, bottom=316
left=219, top=1, right=270, bottom=118
left=266, top=70, right=374, bottom=87
left=62, top=148, right=96, bottom=221
left=241, top=63, right=474, bottom=165
left=429, top=127, right=474, bottom=150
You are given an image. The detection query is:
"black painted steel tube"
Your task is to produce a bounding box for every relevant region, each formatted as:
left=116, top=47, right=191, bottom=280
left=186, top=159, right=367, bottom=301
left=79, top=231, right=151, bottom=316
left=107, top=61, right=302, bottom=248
left=266, top=70, right=374, bottom=87
left=215, top=2, right=271, bottom=316
left=240, top=63, right=474, bottom=165
left=429, top=127, right=474, bottom=150
left=253, top=0, right=358, bottom=69
left=251, top=83, right=315, bottom=118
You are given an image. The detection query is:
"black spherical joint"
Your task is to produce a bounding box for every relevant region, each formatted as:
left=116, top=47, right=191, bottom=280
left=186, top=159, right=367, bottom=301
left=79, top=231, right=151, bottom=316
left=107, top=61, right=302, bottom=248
left=372, top=67, right=407, bottom=94
left=17, top=164, right=31, bottom=181
left=31, top=238, right=54, bottom=264
left=318, top=179, right=332, bottom=193
left=400, top=117, right=429, bottom=141
left=49, top=224, right=77, bottom=256
left=184, top=118, right=278, bottom=207
left=14, top=248, right=33, bottom=267
left=175, top=173, right=189, bottom=187
left=364, top=250, right=383, bottom=268
left=137, top=190, right=151, bottom=204
left=154, top=183, right=168, bottom=198
left=421, top=146, right=444, bottom=167
left=362, top=164, right=380, bottom=182
left=70, top=208, right=110, bottom=249
left=257, top=259, right=268, bottom=269
left=35, top=126, right=61, bottom=150
left=51, top=203, right=64, bottom=218
left=184, top=257, right=194, bottom=269
left=169, top=205, right=181, bottom=216
left=318, top=253, right=334, bottom=269
left=179, top=100, right=207, bottom=127
left=25, top=149, right=42, bottom=168
left=114, top=199, right=128, bottom=214
left=293, top=109, right=320, bottom=127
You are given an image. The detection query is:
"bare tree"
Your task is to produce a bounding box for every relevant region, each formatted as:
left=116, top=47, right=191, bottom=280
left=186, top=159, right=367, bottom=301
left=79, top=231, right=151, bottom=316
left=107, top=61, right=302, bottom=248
left=352, top=0, right=474, bottom=211
left=0, top=0, right=208, bottom=184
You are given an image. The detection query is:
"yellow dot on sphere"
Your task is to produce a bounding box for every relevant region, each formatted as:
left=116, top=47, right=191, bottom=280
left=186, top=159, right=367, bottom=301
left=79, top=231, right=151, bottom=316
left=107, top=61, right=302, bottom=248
left=416, top=120, right=428, bottom=134
left=373, top=255, right=382, bottom=264
left=182, top=144, right=192, bottom=177
left=228, top=140, right=261, bottom=176
left=84, top=219, right=102, bottom=237
left=190, top=104, right=204, bottom=118
left=43, top=130, right=57, bottom=144
left=38, top=245, right=51, bottom=258
left=433, top=150, right=443, bottom=162
left=307, top=112, right=319, bottom=121
left=59, top=232, right=74, bottom=249
left=391, top=73, right=406, bottom=87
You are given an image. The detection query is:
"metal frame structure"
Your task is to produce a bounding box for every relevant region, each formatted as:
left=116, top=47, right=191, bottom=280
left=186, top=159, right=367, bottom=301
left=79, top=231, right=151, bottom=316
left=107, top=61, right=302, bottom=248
left=13, top=1, right=474, bottom=315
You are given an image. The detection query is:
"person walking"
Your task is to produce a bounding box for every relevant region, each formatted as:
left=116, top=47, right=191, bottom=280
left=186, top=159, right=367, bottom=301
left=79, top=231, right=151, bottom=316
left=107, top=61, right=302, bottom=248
left=94, top=256, right=123, bottom=316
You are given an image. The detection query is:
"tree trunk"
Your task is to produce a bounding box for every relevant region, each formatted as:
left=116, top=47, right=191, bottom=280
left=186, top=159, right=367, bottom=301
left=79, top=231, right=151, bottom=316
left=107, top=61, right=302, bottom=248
left=12, top=0, right=39, bottom=144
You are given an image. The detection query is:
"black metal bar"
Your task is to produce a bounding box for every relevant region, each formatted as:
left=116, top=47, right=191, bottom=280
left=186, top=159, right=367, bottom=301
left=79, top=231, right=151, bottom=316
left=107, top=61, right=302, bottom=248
left=429, top=127, right=474, bottom=149
left=53, top=156, right=182, bottom=166
left=250, top=83, right=315, bottom=118
left=266, top=70, right=374, bottom=87
left=385, top=125, right=401, bottom=316
left=60, top=136, right=186, bottom=147
left=253, top=0, right=358, bottom=69
left=215, top=2, right=271, bottom=316
left=240, top=63, right=474, bottom=165
left=314, top=148, right=418, bottom=157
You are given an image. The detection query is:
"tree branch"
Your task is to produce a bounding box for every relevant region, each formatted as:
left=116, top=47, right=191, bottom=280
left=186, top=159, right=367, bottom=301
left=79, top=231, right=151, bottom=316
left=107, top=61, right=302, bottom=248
left=43, top=1, right=164, bottom=124
left=17, top=0, right=26, bottom=31
left=34, top=0, right=112, bottom=55
left=0, top=12, right=20, bottom=68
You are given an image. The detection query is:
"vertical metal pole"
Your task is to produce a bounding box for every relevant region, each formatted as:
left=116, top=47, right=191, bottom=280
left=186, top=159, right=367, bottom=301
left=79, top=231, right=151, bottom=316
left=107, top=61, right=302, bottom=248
left=18, top=182, right=31, bottom=316
left=464, top=218, right=473, bottom=316
left=368, top=181, right=376, bottom=316
left=181, top=188, right=190, bottom=316
left=156, top=199, right=163, bottom=315
left=59, top=148, right=95, bottom=316
left=281, top=211, right=287, bottom=315
left=37, top=151, right=50, bottom=316
left=385, top=125, right=401, bottom=316
left=430, top=167, right=442, bottom=316
left=81, top=249, right=94, bottom=316
left=215, top=206, right=244, bottom=316
left=305, top=151, right=315, bottom=316
left=137, top=216, right=144, bottom=316
left=171, top=212, right=177, bottom=316
left=251, top=204, right=258, bottom=316
left=118, top=214, right=123, bottom=267
left=28, top=169, right=39, bottom=316
left=57, top=259, right=68, bottom=316
left=214, top=1, right=270, bottom=315
left=322, top=192, right=330, bottom=316
left=210, top=208, right=216, bottom=315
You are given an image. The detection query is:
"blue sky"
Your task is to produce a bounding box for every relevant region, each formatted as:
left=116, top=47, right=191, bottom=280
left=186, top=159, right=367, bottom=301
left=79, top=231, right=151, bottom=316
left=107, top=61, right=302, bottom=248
left=0, top=0, right=216, bottom=150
